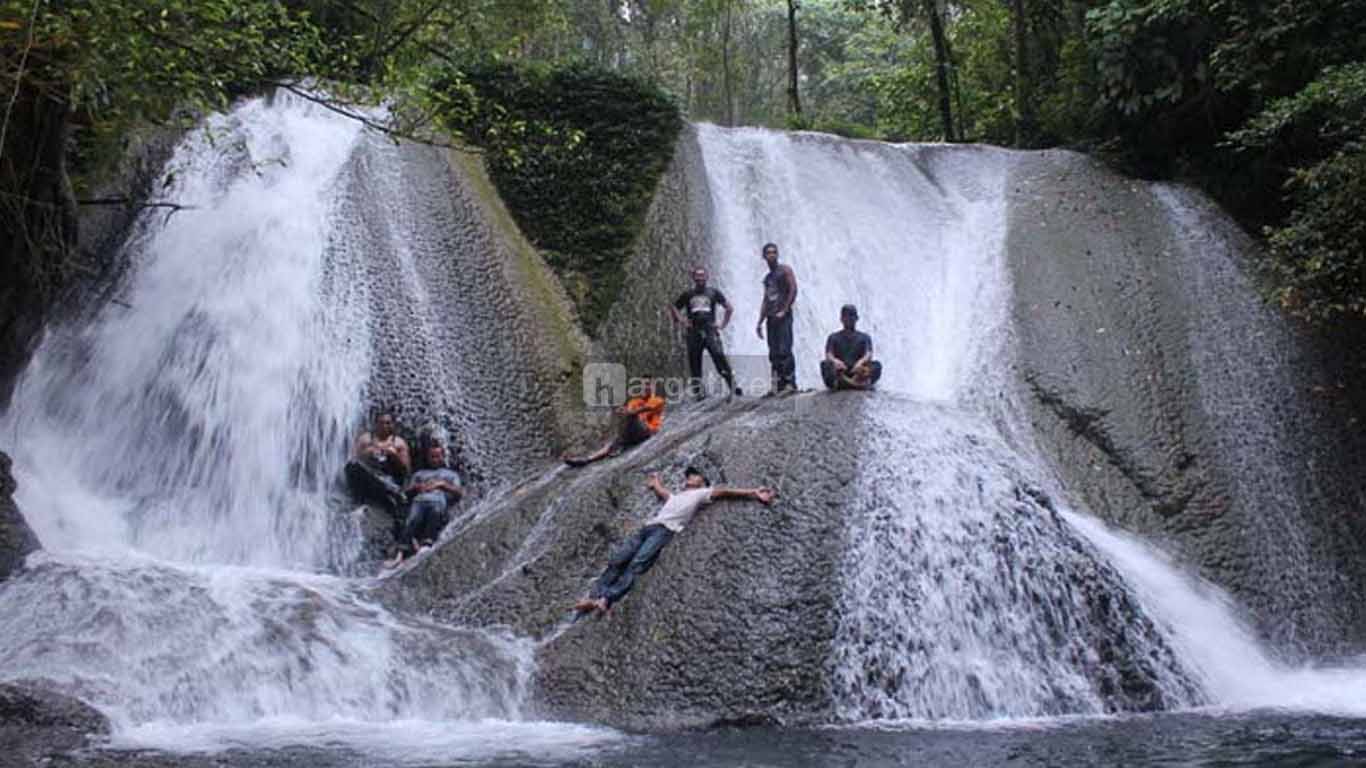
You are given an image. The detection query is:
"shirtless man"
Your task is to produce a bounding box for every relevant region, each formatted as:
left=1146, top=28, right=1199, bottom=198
left=345, top=412, right=412, bottom=510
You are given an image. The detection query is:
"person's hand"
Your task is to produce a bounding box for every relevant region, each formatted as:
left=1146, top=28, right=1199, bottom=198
left=774, top=309, right=787, bottom=319
left=754, top=487, right=776, bottom=505
left=833, top=359, right=847, bottom=373
left=755, top=321, right=765, bottom=339
left=683, top=318, right=693, bottom=330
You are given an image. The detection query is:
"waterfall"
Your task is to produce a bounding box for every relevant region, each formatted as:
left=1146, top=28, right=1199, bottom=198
left=694, top=125, right=1366, bottom=721
left=0, top=94, right=616, bottom=757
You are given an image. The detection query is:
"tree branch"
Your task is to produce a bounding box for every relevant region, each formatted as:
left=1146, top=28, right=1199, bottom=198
left=76, top=197, right=196, bottom=212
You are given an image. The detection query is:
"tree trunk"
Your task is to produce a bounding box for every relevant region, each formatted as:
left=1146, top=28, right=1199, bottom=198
left=921, top=0, right=956, bottom=141
left=786, top=0, right=803, bottom=122
left=1013, top=0, right=1037, bottom=146
left=722, top=0, right=735, bottom=126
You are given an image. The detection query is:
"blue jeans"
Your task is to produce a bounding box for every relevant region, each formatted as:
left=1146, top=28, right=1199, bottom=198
left=590, top=524, right=674, bottom=607
left=397, top=497, right=450, bottom=555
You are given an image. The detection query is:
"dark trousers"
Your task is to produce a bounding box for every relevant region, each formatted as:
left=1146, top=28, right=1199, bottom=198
left=589, top=524, right=675, bottom=608
left=344, top=460, right=405, bottom=511
left=765, top=313, right=797, bottom=390
left=686, top=327, right=736, bottom=395
left=821, top=359, right=883, bottom=390
left=396, top=497, right=450, bottom=555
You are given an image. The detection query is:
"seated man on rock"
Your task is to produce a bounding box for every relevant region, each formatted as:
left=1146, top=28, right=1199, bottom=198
left=385, top=442, right=463, bottom=568
left=821, top=304, right=882, bottom=391
left=573, top=468, right=775, bottom=616
left=563, top=379, right=666, bottom=467
left=345, top=411, right=411, bottom=510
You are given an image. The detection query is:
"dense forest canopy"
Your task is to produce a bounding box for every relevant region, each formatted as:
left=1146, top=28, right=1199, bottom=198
left=1, top=0, right=1363, bottom=325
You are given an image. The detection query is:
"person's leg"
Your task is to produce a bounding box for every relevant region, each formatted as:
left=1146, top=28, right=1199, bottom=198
left=581, top=527, right=650, bottom=609
left=770, top=313, right=797, bottom=390
left=345, top=460, right=404, bottom=511
left=416, top=504, right=451, bottom=548
left=820, top=360, right=839, bottom=390
left=765, top=318, right=783, bottom=394
left=599, top=525, right=674, bottom=609
left=703, top=329, right=739, bottom=394
left=396, top=498, right=440, bottom=556
left=864, top=360, right=883, bottom=387
left=686, top=330, right=705, bottom=398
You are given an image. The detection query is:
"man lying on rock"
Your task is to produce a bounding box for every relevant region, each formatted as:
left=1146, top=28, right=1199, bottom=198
left=563, top=379, right=667, bottom=467
left=573, top=467, right=775, bottom=616
left=385, top=442, right=463, bottom=569
left=345, top=411, right=412, bottom=510
left=820, top=304, right=882, bottom=391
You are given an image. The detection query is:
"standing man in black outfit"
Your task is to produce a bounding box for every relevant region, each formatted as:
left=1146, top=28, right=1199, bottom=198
left=670, top=267, right=741, bottom=398
left=755, top=242, right=799, bottom=395
left=821, top=304, right=883, bottom=390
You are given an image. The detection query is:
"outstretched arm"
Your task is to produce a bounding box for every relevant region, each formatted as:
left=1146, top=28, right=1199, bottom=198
left=711, top=486, right=776, bottom=505
left=646, top=473, right=672, bottom=501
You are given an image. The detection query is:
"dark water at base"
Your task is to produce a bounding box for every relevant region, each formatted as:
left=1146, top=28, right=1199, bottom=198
left=47, top=713, right=1366, bottom=768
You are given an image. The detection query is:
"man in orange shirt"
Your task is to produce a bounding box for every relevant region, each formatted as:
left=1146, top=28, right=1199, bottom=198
left=563, top=379, right=666, bottom=467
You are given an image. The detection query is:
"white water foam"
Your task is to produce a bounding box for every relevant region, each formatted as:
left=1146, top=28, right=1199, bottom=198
left=1066, top=512, right=1366, bottom=718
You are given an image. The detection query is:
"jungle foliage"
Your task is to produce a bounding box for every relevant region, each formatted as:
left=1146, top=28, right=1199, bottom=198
left=2, top=0, right=1365, bottom=326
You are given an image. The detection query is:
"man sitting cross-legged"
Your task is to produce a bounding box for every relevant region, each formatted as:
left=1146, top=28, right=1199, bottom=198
left=573, top=467, right=775, bottom=615
left=820, top=303, right=883, bottom=391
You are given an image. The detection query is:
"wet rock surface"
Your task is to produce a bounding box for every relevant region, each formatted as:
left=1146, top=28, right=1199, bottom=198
left=0, top=681, right=109, bottom=764
left=1007, top=151, right=1366, bottom=654
left=380, top=394, right=1200, bottom=730
left=0, top=451, right=38, bottom=582
left=381, top=394, right=867, bottom=730
left=329, top=140, right=591, bottom=491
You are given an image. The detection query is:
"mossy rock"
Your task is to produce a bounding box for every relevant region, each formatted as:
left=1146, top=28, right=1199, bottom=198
left=437, top=62, right=683, bottom=333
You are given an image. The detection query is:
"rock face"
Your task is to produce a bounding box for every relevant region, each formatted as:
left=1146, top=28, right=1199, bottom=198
left=380, top=395, right=861, bottom=730
left=380, top=394, right=1199, bottom=730
left=0, top=681, right=110, bottom=763
left=1006, top=151, right=1366, bottom=654
left=592, top=126, right=717, bottom=383
left=0, top=451, right=39, bottom=582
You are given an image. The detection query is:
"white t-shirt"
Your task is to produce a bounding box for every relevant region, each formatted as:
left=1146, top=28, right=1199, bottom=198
left=645, top=488, right=714, bottom=532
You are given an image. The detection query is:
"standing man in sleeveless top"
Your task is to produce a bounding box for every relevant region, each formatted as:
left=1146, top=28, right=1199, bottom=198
left=755, top=242, right=799, bottom=395
left=670, top=266, right=741, bottom=399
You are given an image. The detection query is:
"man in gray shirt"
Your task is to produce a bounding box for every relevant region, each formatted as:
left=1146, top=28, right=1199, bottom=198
left=573, top=467, right=775, bottom=615
left=385, top=443, right=463, bottom=568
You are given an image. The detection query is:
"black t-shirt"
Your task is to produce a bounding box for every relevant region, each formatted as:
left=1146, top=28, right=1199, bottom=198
left=675, top=287, right=728, bottom=328
left=826, top=329, right=873, bottom=369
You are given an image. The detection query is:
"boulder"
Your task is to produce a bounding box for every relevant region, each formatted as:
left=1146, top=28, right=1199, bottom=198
left=1006, top=151, right=1366, bottom=653
left=0, top=681, right=109, bottom=762
left=0, top=451, right=39, bottom=582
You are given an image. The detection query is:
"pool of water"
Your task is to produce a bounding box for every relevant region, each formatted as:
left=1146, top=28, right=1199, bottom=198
left=53, top=711, right=1366, bottom=767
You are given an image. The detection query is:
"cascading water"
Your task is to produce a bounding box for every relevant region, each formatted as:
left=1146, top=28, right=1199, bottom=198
left=0, top=94, right=616, bottom=759
left=695, top=125, right=1366, bottom=722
